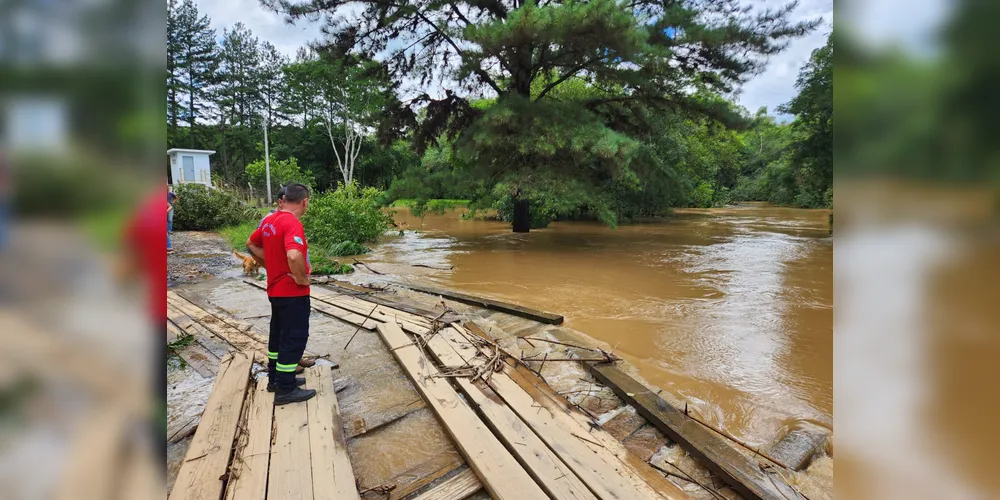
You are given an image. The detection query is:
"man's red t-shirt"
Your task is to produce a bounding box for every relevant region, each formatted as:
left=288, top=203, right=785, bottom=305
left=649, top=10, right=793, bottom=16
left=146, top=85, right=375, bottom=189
left=249, top=210, right=310, bottom=297
left=126, top=188, right=168, bottom=322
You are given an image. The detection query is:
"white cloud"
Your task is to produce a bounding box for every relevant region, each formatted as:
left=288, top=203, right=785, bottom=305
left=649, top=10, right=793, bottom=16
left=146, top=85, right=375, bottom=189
left=735, top=0, right=833, bottom=120
left=198, top=0, right=325, bottom=56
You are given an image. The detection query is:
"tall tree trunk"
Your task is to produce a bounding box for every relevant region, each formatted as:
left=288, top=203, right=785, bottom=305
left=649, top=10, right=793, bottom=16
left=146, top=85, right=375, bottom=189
left=512, top=195, right=531, bottom=233
left=510, top=45, right=533, bottom=233
left=188, top=76, right=196, bottom=148
left=220, top=118, right=229, bottom=184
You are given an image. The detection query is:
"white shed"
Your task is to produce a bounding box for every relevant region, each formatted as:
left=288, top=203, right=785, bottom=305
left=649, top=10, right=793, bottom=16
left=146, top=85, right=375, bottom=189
left=167, top=148, right=215, bottom=187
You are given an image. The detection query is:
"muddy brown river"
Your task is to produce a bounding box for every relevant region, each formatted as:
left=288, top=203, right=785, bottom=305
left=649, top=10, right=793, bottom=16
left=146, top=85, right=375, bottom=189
left=346, top=203, right=833, bottom=446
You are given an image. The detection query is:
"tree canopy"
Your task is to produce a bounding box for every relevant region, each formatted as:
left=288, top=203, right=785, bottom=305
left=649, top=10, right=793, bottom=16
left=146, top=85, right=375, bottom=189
left=265, top=0, right=819, bottom=229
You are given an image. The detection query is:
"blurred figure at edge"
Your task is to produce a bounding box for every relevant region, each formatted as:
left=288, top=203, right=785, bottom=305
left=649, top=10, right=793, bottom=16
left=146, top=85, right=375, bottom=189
left=121, top=186, right=169, bottom=457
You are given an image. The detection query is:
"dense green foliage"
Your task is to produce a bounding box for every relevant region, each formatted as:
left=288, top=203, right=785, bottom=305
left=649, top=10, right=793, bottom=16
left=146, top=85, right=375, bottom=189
left=301, top=182, right=395, bottom=249
left=167, top=0, right=399, bottom=193
left=244, top=156, right=314, bottom=195
left=169, top=0, right=833, bottom=238
left=172, top=184, right=256, bottom=230
left=268, top=0, right=819, bottom=228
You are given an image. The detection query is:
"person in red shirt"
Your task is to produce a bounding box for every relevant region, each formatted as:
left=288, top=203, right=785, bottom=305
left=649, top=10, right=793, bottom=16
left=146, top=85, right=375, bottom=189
left=120, top=186, right=169, bottom=456
left=246, top=183, right=316, bottom=405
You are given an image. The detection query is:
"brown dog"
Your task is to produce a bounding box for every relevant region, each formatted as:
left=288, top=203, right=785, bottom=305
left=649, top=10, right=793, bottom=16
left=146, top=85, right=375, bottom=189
left=233, top=250, right=261, bottom=276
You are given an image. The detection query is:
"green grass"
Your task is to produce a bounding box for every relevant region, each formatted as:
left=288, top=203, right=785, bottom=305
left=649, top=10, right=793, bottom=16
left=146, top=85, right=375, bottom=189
left=218, top=220, right=258, bottom=252
left=391, top=199, right=470, bottom=209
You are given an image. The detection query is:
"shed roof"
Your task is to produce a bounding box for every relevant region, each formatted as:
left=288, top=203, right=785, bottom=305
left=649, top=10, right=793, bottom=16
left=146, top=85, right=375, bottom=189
left=167, top=148, right=216, bottom=155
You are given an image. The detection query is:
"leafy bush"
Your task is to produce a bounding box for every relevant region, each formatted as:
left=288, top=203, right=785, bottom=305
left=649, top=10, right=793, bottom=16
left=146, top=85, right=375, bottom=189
left=392, top=199, right=469, bottom=210
left=326, top=240, right=369, bottom=257
left=301, top=182, right=395, bottom=248
left=173, top=184, right=257, bottom=230
left=687, top=181, right=716, bottom=208
left=245, top=156, right=314, bottom=195
left=310, top=259, right=354, bottom=276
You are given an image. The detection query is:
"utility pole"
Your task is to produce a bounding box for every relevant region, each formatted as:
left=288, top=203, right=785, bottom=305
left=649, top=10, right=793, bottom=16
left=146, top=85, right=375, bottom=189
left=263, top=118, right=272, bottom=204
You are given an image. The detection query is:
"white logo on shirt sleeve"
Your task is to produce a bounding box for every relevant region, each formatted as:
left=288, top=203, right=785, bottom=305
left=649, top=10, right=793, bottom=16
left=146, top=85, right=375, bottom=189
left=293, top=236, right=303, bottom=245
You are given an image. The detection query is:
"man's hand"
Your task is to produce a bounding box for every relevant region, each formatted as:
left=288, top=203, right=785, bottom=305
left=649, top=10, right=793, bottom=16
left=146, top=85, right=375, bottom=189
left=287, top=273, right=310, bottom=286
left=286, top=249, right=309, bottom=286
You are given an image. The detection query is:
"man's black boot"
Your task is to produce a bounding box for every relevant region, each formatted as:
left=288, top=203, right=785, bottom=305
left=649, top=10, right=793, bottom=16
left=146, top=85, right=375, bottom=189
left=274, top=387, right=317, bottom=405
left=267, top=377, right=306, bottom=393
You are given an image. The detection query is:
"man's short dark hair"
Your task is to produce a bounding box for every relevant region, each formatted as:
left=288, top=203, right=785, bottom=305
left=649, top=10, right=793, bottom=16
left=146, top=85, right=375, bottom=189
left=283, top=183, right=310, bottom=203
left=276, top=185, right=287, bottom=201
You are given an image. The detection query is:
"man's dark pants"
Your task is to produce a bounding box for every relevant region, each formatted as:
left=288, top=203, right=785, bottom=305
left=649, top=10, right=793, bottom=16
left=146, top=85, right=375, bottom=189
left=267, top=295, right=311, bottom=391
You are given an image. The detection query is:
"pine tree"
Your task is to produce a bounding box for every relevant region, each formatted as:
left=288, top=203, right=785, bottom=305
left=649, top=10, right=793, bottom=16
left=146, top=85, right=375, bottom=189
left=168, top=0, right=219, bottom=148
left=259, top=41, right=290, bottom=127
left=217, top=22, right=264, bottom=129
left=216, top=22, right=264, bottom=182
left=270, top=0, right=819, bottom=230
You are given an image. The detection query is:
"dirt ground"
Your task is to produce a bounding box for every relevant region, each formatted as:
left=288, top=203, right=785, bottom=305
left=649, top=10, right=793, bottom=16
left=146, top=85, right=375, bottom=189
left=168, top=231, right=245, bottom=285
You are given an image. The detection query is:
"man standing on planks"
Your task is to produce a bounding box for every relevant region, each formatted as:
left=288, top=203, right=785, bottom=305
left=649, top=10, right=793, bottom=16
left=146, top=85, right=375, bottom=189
left=246, top=182, right=316, bottom=405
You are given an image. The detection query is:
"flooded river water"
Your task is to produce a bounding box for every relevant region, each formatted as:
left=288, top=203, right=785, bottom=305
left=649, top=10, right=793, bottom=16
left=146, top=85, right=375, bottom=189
left=347, top=203, right=833, bottom=446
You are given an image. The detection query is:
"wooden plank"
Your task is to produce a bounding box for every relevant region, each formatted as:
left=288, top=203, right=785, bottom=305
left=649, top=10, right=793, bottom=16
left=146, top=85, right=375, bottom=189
left=268, top=394, right=314, bottom=500
left=425, top=329, right=596, bottom=499
left=309, top=299, right=382, bottom=330
left=384, top=454, right=470, bottom=500
left=313, top=291, right=433, bottom=332
left=327, top=294, right=433, bottom=328
left=243, top=279, right=389, bottom=332
left=169, top=293, right=268, bottom=353
left=305, top=367, right=361, bottom=500
left=589, top=363, right=798, bottom=500
left=311, top=285, right=435, bottom=325
left=459, top=323, right=688, bottom=500
left=168, top=320, right=184, bottom=343
left=170, top=352, right=254, bottom=500
left=766, top=424, right=829, bottom=471
left=119, top=437, right=164, bottom=500
left=400, top=283, right=563, bottom=325
left=224, top=377, right=274, bottom=500
left=54, top=408, right=126, bottom=500
left=345, top=400, right=426, bottom=439
left=174, top=340, right=219, bottom=378
left=245, top=279, right=435, bottom=338
left=375, top=322, right=547, bottom=500
left=489, top=373, right=675, bottom=499
left=408, top=467, right=482, bottom=500
left=320, top=281, right=445, bottom=320
left=168, top=303, right=233, bottom=360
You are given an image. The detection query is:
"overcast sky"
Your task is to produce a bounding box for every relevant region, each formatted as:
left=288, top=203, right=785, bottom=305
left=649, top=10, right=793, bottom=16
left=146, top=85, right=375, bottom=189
left=200, top=0, right=833, bottom=118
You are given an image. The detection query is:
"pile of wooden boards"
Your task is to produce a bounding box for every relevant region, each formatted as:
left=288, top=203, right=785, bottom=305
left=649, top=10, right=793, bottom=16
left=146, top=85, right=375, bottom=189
left=169, top=354, right=360, bottom=500
left=376, top=320, right=691, bottom=500
left=168, top=290, right=359, bottom=500
left=244, top=279, right=691, bottom=499
left=230, top=279, right=804, bottom=500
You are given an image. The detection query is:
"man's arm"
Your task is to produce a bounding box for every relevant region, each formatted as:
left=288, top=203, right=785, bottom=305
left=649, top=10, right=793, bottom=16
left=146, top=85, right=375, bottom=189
left=246, top=239, right=266, bottom=266
left=246, top=227, right=266, bottom=265
left=286, top=249, right=309, bottom=286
